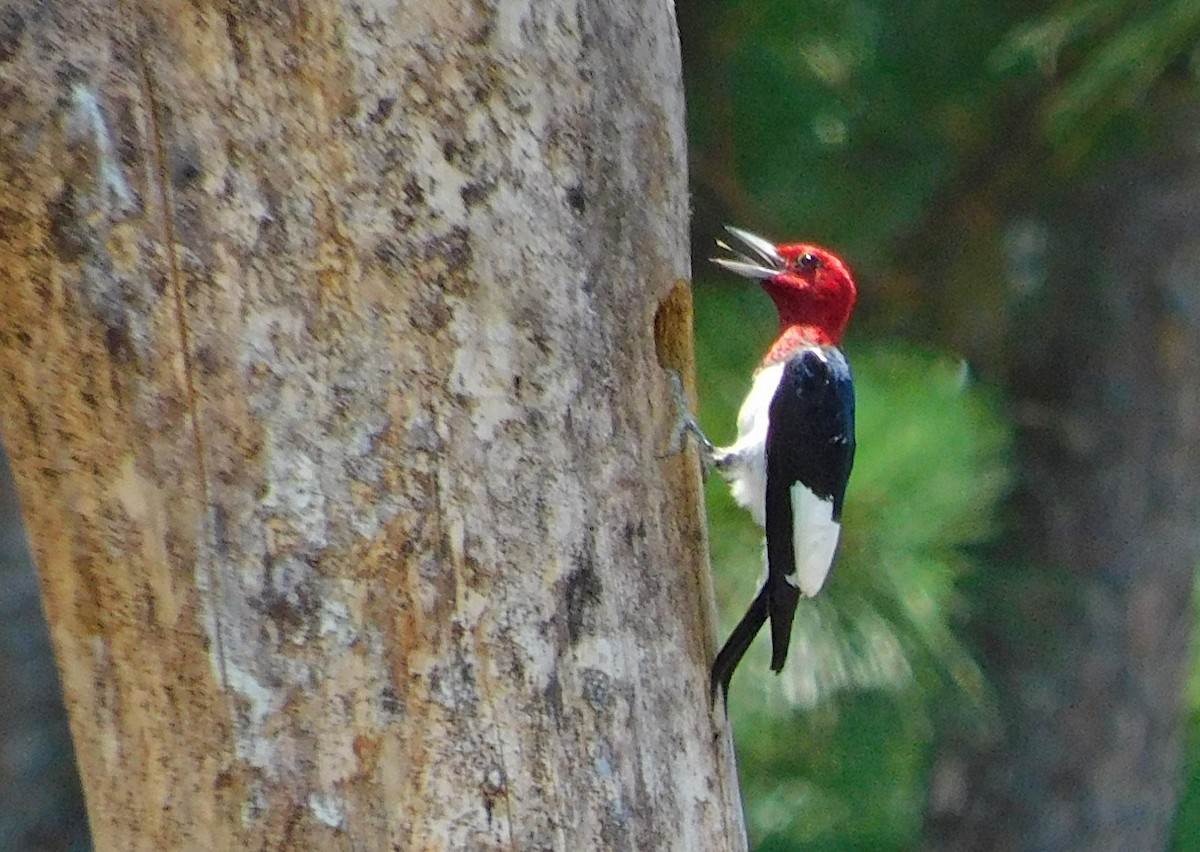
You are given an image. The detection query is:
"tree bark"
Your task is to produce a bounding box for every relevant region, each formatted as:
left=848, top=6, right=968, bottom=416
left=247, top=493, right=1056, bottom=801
left=925, top=102, right=1200, bottom=850
left=0, top=1, right=745, bottom=849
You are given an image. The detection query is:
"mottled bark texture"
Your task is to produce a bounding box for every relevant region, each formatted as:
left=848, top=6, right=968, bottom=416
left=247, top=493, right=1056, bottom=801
left=0, top=1, right=746, bottom=849
left=925, top=106, right=1200, bottom=850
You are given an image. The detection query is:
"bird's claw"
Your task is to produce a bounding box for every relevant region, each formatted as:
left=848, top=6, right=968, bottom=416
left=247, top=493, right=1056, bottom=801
left=662, top=369, right=716, bottom=470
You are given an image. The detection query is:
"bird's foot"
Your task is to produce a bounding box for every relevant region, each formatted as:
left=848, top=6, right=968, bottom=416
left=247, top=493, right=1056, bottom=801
left=662, top=369, right=716, bottom=471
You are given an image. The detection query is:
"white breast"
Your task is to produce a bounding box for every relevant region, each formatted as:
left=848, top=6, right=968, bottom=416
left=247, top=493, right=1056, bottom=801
left=716, top=362, right=783, bottom=527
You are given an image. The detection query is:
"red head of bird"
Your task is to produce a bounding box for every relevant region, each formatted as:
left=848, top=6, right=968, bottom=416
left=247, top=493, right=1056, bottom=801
left=713, top=226, right=857, bottom=362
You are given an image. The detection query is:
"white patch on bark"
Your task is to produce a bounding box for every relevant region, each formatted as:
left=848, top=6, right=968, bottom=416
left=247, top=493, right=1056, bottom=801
left=308, top=792, right=346, bottom=830
left=262, top=447, right=328, bottom=552
left=88, top=636, right=120, bottom=770
left=224, top=660, right=273, bottom=765
left=66, top=85, right=136, bottom=217
left=448, top=300, right=522, bottom=444
left=318, top=596, right=354, bottom=647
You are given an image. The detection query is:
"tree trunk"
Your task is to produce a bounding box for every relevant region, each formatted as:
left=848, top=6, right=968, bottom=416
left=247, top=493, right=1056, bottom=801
left=925, top=102, right=1200, bottom=850
left=0, top=1, right=746, bottom=848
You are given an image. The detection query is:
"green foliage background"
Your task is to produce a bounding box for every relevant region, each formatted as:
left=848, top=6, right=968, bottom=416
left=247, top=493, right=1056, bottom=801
left=682, top=1, right=1200, bottom=848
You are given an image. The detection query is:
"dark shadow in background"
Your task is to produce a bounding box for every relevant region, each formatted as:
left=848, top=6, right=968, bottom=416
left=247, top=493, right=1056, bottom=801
left=0, top=441, right=91, bottom=851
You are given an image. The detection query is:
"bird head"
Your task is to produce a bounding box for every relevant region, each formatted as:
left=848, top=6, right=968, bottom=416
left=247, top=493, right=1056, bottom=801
left=712, top=226, right=857, bottom=351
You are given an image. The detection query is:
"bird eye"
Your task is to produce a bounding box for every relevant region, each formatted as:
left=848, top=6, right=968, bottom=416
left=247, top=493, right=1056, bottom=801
left=797, top=252, right=821, bottom=272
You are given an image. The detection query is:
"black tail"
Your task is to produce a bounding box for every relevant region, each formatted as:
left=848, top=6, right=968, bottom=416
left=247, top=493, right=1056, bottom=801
left=710, top=586, right=769, bottom=707
left=767, top=581, right=800, bottom=672
left=710, top=580, right=801, bottom=707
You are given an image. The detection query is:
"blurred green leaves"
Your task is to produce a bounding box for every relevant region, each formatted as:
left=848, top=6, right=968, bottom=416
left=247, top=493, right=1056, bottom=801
left=994, top=0, right=1200, bottom=166
left=684, top=0, right=1024, bottom=265
left=685, top=0, right=1200, bottom=269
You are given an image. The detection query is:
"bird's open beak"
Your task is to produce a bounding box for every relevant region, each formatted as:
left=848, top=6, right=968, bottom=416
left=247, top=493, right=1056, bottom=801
left=711, top=226, right=785, bottom=279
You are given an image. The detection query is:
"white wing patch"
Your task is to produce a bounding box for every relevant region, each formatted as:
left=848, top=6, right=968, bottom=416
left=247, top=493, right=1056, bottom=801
left=787, top=482, right=841, bottom=597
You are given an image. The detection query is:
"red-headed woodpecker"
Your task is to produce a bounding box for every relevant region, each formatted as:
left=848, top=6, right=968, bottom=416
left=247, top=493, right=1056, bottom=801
left=677, top=226, right=857, bottom=705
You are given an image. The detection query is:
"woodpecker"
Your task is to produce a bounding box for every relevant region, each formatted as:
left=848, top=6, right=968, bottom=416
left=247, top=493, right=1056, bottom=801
left=679, top=226, right=857, bottom=705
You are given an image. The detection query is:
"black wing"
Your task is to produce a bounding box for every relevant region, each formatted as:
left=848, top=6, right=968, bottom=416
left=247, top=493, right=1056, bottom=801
left=711, top=347, right=855, bottom=704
